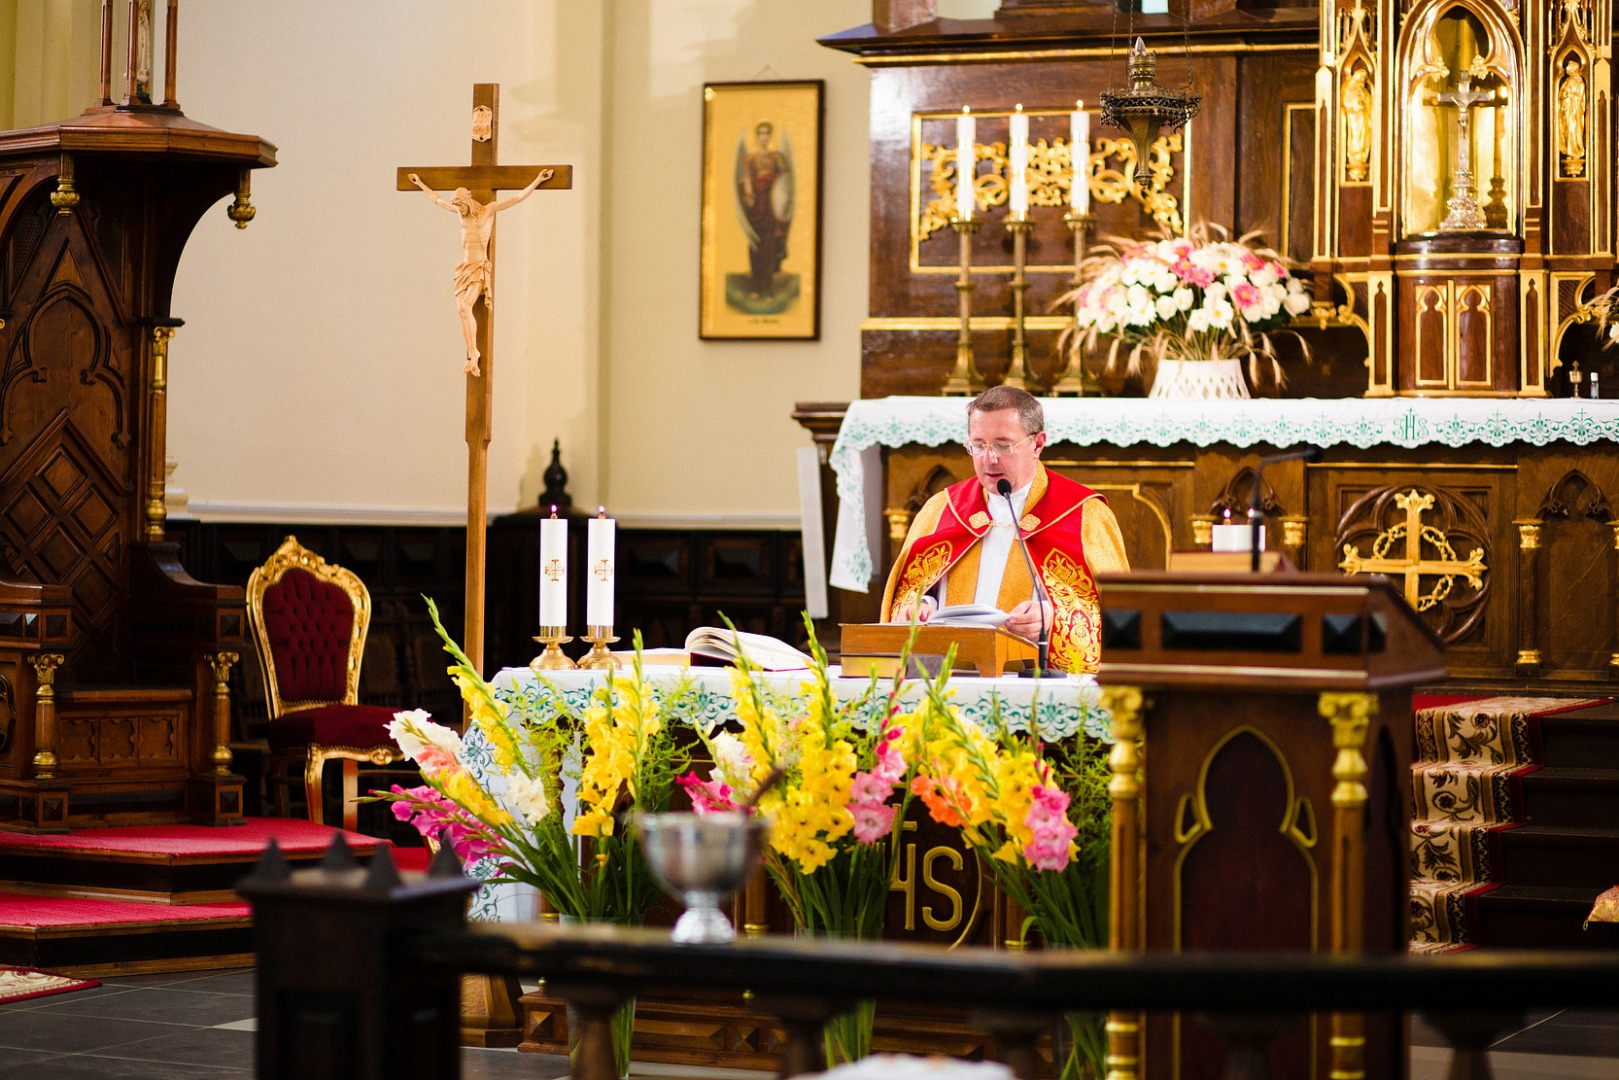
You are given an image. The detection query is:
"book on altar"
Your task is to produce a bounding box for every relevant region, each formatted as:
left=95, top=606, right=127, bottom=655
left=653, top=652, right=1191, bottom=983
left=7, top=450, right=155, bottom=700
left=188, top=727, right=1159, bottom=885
left=684, top=627, right=812, bottom=671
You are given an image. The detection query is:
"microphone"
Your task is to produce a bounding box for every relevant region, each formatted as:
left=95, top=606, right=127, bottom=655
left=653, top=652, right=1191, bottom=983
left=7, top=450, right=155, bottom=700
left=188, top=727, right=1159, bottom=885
left=998, top=478, right=1052, bottom=675
left=1249, top=445, right=1324, bottom=572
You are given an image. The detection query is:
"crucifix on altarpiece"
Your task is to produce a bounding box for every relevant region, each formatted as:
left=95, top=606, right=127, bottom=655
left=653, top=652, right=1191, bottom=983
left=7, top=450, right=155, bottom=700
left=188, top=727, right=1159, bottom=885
left=397, top=84, right=572, bottom=679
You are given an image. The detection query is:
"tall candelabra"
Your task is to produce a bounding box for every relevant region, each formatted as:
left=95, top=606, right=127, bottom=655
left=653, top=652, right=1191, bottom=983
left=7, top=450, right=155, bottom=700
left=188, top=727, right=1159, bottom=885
left=941, top=215, right=983, bottom=396
left=1002, top=214, right=1035, bottom=391
left=1051, top=210, right=1098, bottom=395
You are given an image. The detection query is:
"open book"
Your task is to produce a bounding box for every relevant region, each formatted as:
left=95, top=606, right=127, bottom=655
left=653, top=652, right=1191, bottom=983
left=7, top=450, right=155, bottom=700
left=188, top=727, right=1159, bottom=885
left=684, top=627, right=813, bottom=671
left=897, top=603, right=1011, bottom=629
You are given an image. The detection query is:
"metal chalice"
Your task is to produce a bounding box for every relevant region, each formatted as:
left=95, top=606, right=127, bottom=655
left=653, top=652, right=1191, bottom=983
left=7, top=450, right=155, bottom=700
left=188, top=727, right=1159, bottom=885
left=635, top=812, right=768, bottom=943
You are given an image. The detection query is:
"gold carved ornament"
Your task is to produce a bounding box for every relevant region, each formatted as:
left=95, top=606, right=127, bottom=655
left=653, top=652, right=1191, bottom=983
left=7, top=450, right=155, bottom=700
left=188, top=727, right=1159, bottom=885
left=1338, top=491, right=1486, bottom=611
left=917, top=135, right=1184, bottom=241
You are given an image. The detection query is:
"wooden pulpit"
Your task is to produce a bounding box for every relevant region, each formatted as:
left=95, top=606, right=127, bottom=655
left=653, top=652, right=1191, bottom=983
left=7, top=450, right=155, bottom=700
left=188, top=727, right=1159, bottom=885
left=1095, top=571, right=1445, bottom=1080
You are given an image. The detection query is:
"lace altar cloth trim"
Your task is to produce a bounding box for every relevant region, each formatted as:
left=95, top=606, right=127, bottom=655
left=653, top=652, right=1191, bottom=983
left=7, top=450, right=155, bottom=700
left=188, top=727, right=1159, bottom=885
left=828, top=397, right=1619, bottom=592
left=451, top=665, right=1112, bottom=921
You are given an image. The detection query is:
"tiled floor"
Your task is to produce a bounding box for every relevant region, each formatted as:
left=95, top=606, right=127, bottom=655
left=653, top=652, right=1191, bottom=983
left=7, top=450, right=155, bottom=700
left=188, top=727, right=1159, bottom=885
left=0, top=967, right=1614, bottom=1079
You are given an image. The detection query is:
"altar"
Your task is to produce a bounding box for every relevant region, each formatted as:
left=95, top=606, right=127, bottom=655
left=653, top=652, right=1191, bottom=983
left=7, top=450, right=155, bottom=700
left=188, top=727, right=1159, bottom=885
left=798, top=395, right=1619, bottom=686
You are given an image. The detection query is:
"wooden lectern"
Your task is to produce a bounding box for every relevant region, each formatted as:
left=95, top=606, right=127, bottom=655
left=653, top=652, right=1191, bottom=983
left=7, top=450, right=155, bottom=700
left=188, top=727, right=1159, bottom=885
left=1095, top=572, right=1445, bottom=1080
left=839, top=623, right=1039, bottom=678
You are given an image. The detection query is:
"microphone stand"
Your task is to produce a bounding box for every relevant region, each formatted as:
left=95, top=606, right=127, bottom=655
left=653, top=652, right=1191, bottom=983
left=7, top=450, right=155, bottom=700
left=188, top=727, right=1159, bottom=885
left=999, top=479, right=1059, bottom=678
left=1249, top=445, right=1324, bottom=572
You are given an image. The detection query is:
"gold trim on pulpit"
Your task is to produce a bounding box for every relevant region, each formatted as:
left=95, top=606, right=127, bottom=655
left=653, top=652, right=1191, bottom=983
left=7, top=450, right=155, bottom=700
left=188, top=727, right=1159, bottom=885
left=1319, top=690, right=1376, bottom=1080
left=1100, top=684, right=1145, bottom=1080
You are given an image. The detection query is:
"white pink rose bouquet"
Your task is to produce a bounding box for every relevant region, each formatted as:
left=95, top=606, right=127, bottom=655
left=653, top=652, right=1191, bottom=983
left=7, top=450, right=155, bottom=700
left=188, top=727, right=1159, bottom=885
left=1060, top=224, right=1313, bottom=389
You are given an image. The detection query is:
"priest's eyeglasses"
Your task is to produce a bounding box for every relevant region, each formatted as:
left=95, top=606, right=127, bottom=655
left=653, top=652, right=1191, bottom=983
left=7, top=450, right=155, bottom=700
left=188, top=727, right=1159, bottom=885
left=964, top=434, right=1036, bottom=458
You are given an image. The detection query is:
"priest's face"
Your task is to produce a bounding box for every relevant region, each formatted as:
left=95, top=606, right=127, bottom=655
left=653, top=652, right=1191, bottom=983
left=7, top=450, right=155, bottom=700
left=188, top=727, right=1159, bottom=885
left=968, top=407, right=1045, bottom=496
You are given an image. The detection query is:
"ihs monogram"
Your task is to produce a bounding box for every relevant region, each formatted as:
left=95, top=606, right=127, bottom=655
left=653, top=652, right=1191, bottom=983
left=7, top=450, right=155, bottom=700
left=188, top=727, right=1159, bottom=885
left=594, top=558, right=613, bottom=582
left=543, top=558, right=564, bottom=582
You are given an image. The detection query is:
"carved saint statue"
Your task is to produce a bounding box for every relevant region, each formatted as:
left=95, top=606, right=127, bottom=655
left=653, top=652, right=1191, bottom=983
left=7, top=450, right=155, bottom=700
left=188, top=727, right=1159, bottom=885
left=1342, top=67, right=1373, bottom=182
left=407, top=169, right=553, bottom=376
left=1559, top=58, right=1588, bottom=177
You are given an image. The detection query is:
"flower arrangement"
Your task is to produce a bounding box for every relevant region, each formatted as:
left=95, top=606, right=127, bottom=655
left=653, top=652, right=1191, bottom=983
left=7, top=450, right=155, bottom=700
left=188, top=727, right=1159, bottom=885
left=385, top=600, right=682, bottom=924
left=909, top=699, right=1112, bottom=1080
left=679, top=619, right=941, bottom=1063
left=1059, top=223, right=1312, bottom=391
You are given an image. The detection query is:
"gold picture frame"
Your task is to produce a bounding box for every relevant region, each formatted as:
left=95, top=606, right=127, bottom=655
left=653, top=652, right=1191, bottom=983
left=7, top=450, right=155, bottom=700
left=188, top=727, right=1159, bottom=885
left=699, top=80, right=824, bottom=340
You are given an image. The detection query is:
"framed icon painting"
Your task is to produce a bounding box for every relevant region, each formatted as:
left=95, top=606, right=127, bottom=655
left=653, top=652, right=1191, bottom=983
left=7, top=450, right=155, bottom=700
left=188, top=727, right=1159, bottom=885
left=699, top=80, right=824, bottom=340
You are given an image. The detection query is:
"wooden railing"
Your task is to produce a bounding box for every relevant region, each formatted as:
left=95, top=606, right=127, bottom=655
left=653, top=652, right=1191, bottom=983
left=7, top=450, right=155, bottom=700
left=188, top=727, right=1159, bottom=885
left=239, top=844, right=1619, bottom=1080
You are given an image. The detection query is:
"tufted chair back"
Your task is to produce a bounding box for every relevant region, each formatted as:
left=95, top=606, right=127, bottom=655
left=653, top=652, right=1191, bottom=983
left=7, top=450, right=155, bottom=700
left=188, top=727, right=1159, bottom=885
left=246, top=537, right=370, bottom=716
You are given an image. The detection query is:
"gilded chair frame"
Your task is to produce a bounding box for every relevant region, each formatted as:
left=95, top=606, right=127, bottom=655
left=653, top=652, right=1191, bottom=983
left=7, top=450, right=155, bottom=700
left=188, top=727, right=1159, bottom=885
left=245, top=535, right=403, bottom=828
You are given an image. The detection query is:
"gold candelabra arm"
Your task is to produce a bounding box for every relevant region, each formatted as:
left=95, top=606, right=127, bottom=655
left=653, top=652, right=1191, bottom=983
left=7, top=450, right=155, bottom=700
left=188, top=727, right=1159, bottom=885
left=1052, top=211, right=1099, bottom=397
left=1003, top=216, right=1035, bottom=392
left=941, top=215, right=984, bottom=396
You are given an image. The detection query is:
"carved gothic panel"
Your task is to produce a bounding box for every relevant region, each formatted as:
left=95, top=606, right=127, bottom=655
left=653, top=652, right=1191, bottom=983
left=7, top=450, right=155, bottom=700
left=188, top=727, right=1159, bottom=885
left=1334, top=482, right=1494, bottom=645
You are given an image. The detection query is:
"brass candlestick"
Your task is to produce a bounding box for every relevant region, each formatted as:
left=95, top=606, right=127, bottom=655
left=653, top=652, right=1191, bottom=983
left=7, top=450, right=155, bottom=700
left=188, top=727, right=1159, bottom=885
left=530, top=628, right=575, bottom=671
left=1052, top=210, right=1100, bottom=396
left=941, top=215, right=984, bottom=396
left=1002, top=214, right=1035, bottom=391
left=578, top=626, right=621, bottom=670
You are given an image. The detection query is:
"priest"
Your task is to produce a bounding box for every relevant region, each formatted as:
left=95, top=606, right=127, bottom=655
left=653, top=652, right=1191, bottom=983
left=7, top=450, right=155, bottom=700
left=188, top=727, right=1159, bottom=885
left=879, top=386, right=1129, bottom=673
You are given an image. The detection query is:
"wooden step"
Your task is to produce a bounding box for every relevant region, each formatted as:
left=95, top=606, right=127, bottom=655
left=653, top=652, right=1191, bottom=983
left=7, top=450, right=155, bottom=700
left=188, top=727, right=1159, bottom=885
left=1518, top=767, right=1619, bottom=825
left=1496, top=826, right=1619, bottom=890
left=1473, top=885, right=1619, bottom=950
left=0, top=892, right=253, bottom=977
left=0, top=818, right=389, bottom=904
left=1539, top=704, right=1619, bottom=769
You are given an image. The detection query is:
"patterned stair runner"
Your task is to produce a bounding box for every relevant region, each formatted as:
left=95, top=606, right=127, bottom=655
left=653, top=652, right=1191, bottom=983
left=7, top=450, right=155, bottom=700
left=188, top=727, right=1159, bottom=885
left=1409, top=696, right=1605, bottom=952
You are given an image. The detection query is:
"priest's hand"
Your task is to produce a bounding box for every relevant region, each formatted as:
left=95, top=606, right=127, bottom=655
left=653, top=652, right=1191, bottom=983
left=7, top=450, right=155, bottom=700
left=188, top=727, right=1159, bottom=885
left=1006, top=599, right=1054, bottom=642
left=894, top=598, right=934, bottom=624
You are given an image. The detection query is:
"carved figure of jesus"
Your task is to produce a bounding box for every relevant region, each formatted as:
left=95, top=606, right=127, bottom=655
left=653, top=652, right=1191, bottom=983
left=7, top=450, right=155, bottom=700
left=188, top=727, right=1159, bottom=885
left=407, top=169, right=553, bottom=375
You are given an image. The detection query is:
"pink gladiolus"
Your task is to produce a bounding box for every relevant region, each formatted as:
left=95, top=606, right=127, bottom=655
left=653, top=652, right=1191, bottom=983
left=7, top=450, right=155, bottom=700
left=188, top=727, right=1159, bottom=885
left=849, top=771, right=891, bottom=804
left=850, top=801, right=897, bottom=843
left=677, top=771, right=736, bottom=815
left=872, top=729, right=906, bottom=785
left=1023, top=785, right=1078, bottom=872
left=388, top=784, right=503, bottom=864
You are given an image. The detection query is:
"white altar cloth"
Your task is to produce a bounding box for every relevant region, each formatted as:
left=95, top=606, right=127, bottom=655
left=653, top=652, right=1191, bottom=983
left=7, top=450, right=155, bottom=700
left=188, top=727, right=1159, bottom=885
left=488, top=664, right=1111, bottom=743
left=827, top=396, right=1619, bottom=592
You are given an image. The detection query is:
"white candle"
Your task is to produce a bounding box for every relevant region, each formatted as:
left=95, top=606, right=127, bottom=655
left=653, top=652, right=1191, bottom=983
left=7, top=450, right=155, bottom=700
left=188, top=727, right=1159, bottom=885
left=586, top=509, right=615, bottom=628
left=539, top=512, right=568, bottom=628
left=1071, top=100, right=1091, bottom=213
left=1008, top=105, right=1029, bottom=217
left=955, top=107, right=976, bottom=220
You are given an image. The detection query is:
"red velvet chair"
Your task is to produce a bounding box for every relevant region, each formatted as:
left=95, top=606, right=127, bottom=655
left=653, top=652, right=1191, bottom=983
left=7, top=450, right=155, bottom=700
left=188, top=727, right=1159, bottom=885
left=246, top=536, right=406, bottom=829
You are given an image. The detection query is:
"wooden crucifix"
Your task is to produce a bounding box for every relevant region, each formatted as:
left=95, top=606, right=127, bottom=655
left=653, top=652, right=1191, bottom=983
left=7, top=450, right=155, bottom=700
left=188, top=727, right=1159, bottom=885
left=397, top=84, right=572, bottom=677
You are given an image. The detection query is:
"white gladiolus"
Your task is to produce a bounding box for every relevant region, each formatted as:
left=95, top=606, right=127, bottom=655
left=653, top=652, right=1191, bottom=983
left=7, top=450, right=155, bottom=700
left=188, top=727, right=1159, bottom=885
left=504, top=771, right=551, bottom=824
left=710, top=732, right=754, bottom=788
left=389, top=709, right=462, bottom=760
left=1205, top=281, right=1227, bottom=302
left=1251, top=265, right=1279, bottom=288
left=1126, top=283, right=1150, bottom=309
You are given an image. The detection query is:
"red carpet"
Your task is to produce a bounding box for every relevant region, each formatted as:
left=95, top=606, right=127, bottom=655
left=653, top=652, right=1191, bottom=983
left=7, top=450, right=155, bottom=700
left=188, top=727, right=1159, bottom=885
left=0, top=818, right=383, bottom=860
left=0, top=894, right=248, bottom=928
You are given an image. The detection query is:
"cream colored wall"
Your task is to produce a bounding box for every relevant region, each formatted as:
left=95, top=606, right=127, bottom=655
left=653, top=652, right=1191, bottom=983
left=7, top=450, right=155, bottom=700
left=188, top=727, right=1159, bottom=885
left=137, top=0, right=867, bottom=527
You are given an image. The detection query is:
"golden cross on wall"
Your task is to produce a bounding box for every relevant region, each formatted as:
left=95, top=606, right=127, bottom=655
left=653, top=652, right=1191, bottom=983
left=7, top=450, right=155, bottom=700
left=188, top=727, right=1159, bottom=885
left=544, top=558, right=564, bottom=583
left=594, top=558, right=613, bottom=582
left=1338, top=490, right=1487, bottom=610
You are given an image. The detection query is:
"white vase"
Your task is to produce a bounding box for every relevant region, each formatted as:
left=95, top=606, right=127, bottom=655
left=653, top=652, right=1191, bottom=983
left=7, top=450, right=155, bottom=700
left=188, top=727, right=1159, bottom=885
left=1149, top=358, right=1251, bottom=400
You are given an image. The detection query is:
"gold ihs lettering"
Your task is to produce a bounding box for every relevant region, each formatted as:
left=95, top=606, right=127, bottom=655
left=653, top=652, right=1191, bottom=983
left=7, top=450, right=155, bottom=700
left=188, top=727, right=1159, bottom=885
left=888, top=821, right=965, bottom=933
left=921, top=846, right=963, bottom=931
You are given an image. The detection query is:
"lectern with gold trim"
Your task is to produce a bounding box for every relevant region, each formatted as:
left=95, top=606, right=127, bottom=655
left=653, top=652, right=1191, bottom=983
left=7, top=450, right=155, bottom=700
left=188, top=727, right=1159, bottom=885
left=1095, top=572, right=1445, bottom=1080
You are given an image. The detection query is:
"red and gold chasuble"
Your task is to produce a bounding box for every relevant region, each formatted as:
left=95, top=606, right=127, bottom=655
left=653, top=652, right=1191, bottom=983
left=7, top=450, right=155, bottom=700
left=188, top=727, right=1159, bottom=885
left=880, top=465, right=1106, bottom=673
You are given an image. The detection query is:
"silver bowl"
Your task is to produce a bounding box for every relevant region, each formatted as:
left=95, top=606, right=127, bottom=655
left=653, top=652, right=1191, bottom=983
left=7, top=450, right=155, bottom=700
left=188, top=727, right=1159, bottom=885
left=635, top=812, right=768, bottom=943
